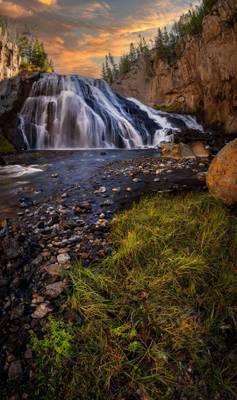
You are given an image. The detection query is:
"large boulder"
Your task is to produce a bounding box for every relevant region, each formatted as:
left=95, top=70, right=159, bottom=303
left=207, top=139, right=237, bottom=205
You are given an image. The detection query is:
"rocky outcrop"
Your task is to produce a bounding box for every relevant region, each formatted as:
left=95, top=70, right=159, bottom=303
left=113, top=0, right=237, bottom=135
left=0, top=73, right=40, bottom=149
left=207, top=138, right=237, bottom=205
left=0, top=27, right=20, bottom=81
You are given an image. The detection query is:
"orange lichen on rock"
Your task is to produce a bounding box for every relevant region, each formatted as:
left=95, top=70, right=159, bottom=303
left=207, top=139, right=237, bottom=205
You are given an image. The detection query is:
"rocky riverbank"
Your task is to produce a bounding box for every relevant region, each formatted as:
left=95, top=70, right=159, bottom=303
left=0, top=151, right=210, bottom=398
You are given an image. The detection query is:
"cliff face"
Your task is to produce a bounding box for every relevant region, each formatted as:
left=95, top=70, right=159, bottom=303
left=113, top=0, right=237, bottom=135
left=0, top=73, right=40, bottom=149
left=0, top=27, right=20, bottom=81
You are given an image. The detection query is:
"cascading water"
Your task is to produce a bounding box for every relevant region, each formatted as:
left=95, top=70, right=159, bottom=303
left=19, top=73, right=204, bottom=150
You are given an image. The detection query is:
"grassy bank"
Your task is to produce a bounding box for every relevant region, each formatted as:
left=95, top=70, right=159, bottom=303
left=31, top=193, right=237, bottom=400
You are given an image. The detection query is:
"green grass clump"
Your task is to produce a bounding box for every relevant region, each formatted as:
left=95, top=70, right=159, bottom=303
left=31, top=193, right=237, bottom=400
left=0, top=131, right=15, bottom=154
left=154, top=104, right=197, bottom=115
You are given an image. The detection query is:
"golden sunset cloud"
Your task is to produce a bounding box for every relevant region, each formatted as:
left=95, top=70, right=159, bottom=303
left=0, top=0, right=32, bottom=17
left=37, top=0, right=57, bottom=6
left=0, top=0, right=195, bottom=77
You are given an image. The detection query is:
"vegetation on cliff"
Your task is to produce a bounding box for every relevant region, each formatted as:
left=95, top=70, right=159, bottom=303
left=0, top=130, right=15, bottom=153
left=102, top=0, right=219, bottom=83
left=0, top=16, right=53, bottom=74
left=30, top=193, right=237, bottom=399
left=17, top=33, right=53, bottom=73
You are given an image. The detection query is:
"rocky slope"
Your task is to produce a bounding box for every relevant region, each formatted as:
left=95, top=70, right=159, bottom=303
left=113, top=0, right=237, bottom=135
left=0, top=27, right=20, bottom=81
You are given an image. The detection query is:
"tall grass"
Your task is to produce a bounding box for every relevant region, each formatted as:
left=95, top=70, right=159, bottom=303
left=31, top=193, right=237, bottom=400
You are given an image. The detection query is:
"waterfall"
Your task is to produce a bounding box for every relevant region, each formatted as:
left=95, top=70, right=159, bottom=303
left=19, top=73, right=204, bottom=150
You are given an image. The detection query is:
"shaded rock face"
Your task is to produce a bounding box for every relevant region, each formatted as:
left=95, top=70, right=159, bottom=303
left=207, top=138, right=237, bottom=205
left=113, top=0, right=237, bottom=135
left=0, top=73, right=40, bottom=149
left=0, top=27, right=20, bottom=81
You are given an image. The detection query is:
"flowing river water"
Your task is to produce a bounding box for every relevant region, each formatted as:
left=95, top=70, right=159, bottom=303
left=0, top=149, right=161, bottom=217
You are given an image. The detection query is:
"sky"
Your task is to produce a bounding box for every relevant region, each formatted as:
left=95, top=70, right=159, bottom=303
left=0, top=0, right=196, bottom=77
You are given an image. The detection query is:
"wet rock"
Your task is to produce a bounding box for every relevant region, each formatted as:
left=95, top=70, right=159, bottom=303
left=101, top=199, right=113, bottom=206
left=19, top=197, right=33, bottom=208
left=73, top=201, right=91, bottom=213
left=207, top=139, right=237, bottom=205
left=95, top=186, right=106, bottom=194
left=45, top=281, right=66, bottom=299
left=95, top=218, right=108, bottom=229
left=8, top=360, right=22, bottom=380
left=31, top=303, right=52, bottom=319
left=132, top=178, right=141, bottom=183
left=112, top=187, right=121, bottom=192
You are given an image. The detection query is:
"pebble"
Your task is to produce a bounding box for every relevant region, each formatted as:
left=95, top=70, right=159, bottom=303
left=57, top=253, right=70, bottom=264
left=8, top=360, right=22, bottom=380
left=112, top=187, right=121, bottom=193
left=95, top=186, right=107, bottom=194
left=31, top=303, right=53, bottom=319
left=45, top=281, right=66, bottom=299
left=44, top=264, right=63, bottom=276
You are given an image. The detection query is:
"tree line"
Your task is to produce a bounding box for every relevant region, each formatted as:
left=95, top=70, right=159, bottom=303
left=102, top=0, right=218, bottom=83
left=17, top=31, right=53, bottom=73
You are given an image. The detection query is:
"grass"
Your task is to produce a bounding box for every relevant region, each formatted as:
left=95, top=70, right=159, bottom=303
left=30, top=193, right=237, bottom=400
left=0, top=131, right=15, bottom=154
left=154, top=104, right=197, bottom=115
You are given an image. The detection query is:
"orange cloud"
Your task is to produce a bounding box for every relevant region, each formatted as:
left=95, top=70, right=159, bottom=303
left=0, top=0, right=32, bottom=17
left=37, top=0, right=57, bottom=5
left=46, top=2, right=191, bottom=78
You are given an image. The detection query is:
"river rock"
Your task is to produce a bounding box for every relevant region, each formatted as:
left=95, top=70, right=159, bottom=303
left=8, top=360, right=22, bottom=380
left=31, top=303, right=52, bottom=319
left=45, top=281, right=66, bottom=299
left=160, top=143, right=181, bottom=159
left=207, top=139, right=237, bottom=205
left=57, top=253, right=70, bottom=264
left=160, top=143, right=196, bottom=159
left=191, top=142, right=210, bottom=158
left=44, top=263, right=63, bottom=276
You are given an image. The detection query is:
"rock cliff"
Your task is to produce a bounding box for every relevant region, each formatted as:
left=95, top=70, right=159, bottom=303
left=0, top=73, right=40, bottom=149
left=113, top=0, right=237, bottom=135
left=0, top=27, right=20, bottom=81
